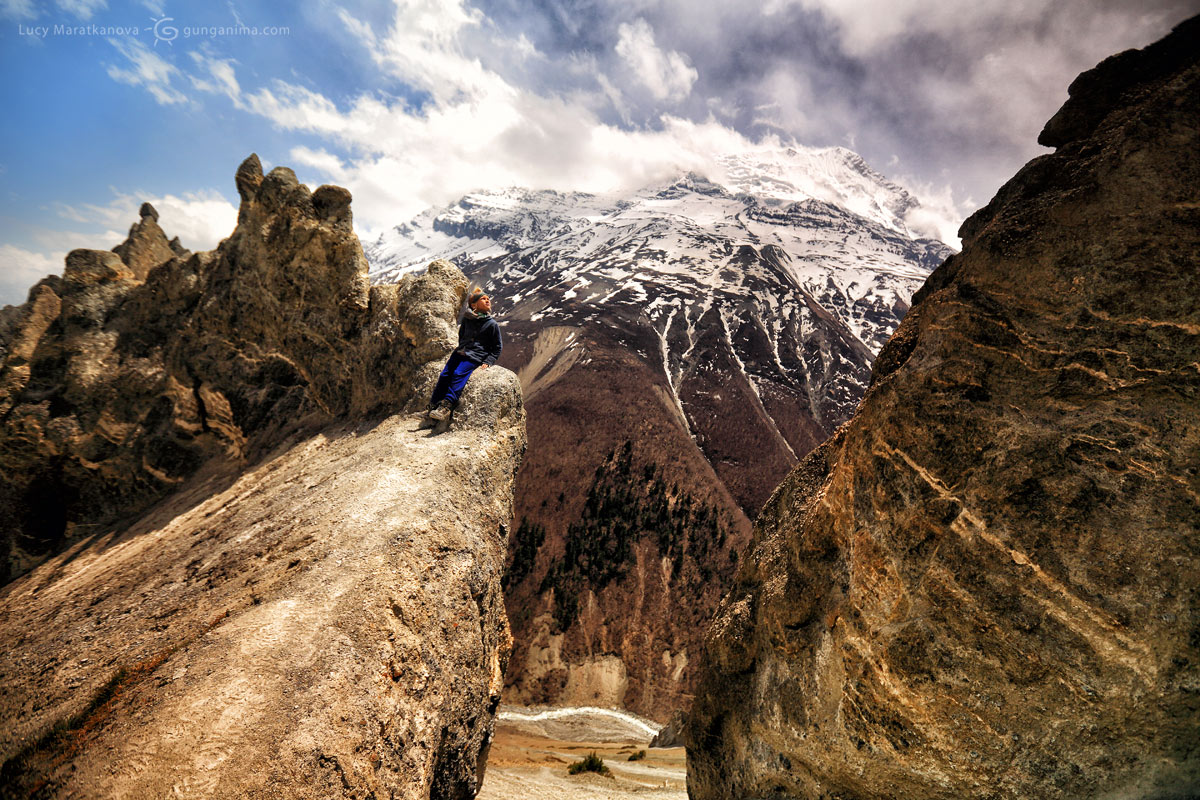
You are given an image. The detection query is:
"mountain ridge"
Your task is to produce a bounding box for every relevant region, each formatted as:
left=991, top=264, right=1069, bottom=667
left=362, top=145, right=955, bottom=720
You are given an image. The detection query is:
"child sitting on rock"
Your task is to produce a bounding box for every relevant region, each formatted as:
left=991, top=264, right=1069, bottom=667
left=427, top=287, right=503, bottom=422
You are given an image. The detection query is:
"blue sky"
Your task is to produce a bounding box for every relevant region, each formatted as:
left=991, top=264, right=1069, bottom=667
left=0, top=0, right=1192, bottom=305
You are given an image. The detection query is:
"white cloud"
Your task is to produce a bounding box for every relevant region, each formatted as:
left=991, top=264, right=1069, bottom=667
left=893, top=177, right=966, bottom=248
left=226, top=0, right=245, bottom=29
left=176, top=6, right=711, bottom=233
left=56, top=0, right=106, bottom=20
left=289, top=146, right=349, bottom=183
left=0, top=187, right=238, bottom=306
left=30, top=220, right=126, bottom=254
left=188, top=51, right=241, bottom=100
left=615, top=18, right=698, bottom=103
left=337, top=0, right=501, bottom=103
left=147, top=191, right=238, bottom=251
left=0, top=245, right=62, bottom=307
left=785, top=0, right=1076, bottom=56
left=783, top=0, right=1188, bottom=153
left=54, top=187, right=237, bottom=253
left=0, top=0, right=35, bottom=20
left=597, top=72, right=632, bottom=124
left=106, top=37, right=189, bottom=106
left=751, top=67, right=816, bottom=135
left=241, top=82, right=358, bottom=134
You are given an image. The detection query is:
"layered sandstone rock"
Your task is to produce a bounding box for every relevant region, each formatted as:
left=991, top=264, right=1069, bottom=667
left=688, top=17, right=1199, bottom=800
left=0, top=156, right=527, bottom=798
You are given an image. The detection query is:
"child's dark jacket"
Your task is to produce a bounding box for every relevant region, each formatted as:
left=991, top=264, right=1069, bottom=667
left=456, top=312, right=502, bottom=366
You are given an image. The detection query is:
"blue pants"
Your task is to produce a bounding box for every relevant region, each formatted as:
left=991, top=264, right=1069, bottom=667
left=429, top=352, right=480, bottom=408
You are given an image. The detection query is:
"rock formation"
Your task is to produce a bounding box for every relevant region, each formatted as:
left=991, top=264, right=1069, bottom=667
left=650, top=710, right=687, bottom=748
left=688, top=16, right=1199, bottom=800
left=0, top=155, right=527, bottom=798
left=111, top=201, right=184, bottom=279
left=0, top=155, right=474, bottom=582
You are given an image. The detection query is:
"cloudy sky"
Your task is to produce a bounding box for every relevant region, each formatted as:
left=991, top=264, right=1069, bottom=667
left=0, top=0, right=1193, bottom=305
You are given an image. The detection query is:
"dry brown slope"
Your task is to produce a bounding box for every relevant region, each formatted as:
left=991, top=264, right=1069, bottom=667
left=499, top=320, right=751, bottom=721
left=688, top=16, right=1200, bottom=800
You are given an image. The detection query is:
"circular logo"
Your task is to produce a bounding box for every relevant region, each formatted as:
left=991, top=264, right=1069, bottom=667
left=151, top=16, right=177, bottom=45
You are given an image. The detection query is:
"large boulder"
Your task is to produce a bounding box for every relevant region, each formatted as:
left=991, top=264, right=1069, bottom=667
left=688, top=16, right=1200, bottom=800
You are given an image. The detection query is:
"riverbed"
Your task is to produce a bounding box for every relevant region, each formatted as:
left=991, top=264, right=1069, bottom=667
left=478, top=706, right=687, bottom=799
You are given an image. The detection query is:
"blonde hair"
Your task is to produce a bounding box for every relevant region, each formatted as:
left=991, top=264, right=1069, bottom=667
left=467, top=287, right=488, bottom=308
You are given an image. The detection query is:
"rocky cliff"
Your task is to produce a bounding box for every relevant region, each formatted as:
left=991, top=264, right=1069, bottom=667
left=0, top=156, right=527, bottom=798
left=688, top=16, right=1199, bottom=800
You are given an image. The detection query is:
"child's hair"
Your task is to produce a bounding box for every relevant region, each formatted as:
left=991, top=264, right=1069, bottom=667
left=468, top=287, right=487, bottom=308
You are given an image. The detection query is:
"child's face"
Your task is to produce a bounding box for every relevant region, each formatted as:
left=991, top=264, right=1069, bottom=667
left=474, top=295, right=492, bottom=313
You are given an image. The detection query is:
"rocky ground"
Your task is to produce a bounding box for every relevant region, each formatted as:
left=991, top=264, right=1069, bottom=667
left=0, top=155, right=528, bottom=799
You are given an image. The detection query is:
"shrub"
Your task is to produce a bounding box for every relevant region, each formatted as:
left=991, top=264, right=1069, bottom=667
left=627, top=749, right=646, bottom=761
left=568, top=752, right=611, bottom=776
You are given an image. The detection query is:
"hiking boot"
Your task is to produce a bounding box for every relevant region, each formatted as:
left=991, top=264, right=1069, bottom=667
left=428, top=401, right=453, bottom=422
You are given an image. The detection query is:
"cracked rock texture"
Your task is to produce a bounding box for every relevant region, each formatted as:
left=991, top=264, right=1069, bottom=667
left=0, top=155, right=527, bottom=799
left=688, top=17, right=1199, bottom=800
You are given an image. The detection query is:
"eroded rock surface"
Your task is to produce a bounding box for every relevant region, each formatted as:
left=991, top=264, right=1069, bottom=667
left=688, top=18, right=1199, bottom=800
left=0, top=155, right=528, bottom=798
left=0, top=154, right=468, bottom=583
left=110, top=202, right=180, bottom=279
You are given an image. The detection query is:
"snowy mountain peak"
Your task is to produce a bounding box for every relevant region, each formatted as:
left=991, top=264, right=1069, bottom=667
left=711, top=144, right=918, bottom=235
left=366, top=144, right=952, bottom=279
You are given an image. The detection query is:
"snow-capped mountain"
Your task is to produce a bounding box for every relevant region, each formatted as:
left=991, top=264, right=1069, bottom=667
left=368, top=146, right=950, bottom=358
left=362, top=146, right=954, bottom=719
left=365, top=146, right=954, bottom=512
